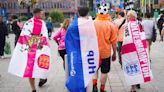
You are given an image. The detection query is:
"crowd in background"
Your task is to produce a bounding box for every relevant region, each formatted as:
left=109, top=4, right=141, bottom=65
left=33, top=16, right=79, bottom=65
left=0, top=5, right=164, bottom=92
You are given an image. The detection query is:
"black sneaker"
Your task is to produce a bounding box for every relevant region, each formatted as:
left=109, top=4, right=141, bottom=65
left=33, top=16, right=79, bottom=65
left=130, top=88, right=136, bottom=92
left=136, top=84, right=141, bottom=89
left=92, top=85, right=98, bottom=92
left=100, top=90, right=107, bottom=92
left=38, top=79, right=47, bottom=87
left=32, top=90, right=36, bottom=92
left=130, top=90, right=136, bottom=92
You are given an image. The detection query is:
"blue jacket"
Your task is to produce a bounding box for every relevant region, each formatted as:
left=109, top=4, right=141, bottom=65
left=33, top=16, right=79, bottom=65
left=46, top=21, right=53, bottom=30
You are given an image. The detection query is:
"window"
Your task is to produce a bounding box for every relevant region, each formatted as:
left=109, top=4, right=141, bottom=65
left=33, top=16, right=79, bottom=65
left=48, top=2, right=51, bottom=8
left=53, top=3, right=56, bottom=8
left=44, top=2, right=46, bottom=8
left=60, top=2, right=63, bottom=8
left=22, top=5, right=25, bottom=9
left=36, top=3, right=40, bottom=8
left=42, top=3, right=44, bottom=8
left=31, top=5, right=33, bottom=8
left=57, top=2, right=60, bottom=8
left=14, top=2, right=16, bottom=9
left=8, top=3, right=11, bottom=9
left=55, top=2, right=57, bottom=8
left=1, top=3, right=4, bottom=7
left=49, top=2, right=51, bottom=8
left=154, top=0, right=159, bottom=4
left=10, top=2, right=13, bottom=9
left=63, top=2, right=66, bottom=8
left=3, top=3, right=5, bottom=7
left=59, top=2, right=62, bottom=8
left=80, top=0, right=83, bottom=6
left=45, top=2, right=48, bottom=9
left=50, top=2, right=53, bottom=8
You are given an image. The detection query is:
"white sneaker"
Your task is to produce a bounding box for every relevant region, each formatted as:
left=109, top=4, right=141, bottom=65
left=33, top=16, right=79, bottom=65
left=0, top=56, right=5, bottom=59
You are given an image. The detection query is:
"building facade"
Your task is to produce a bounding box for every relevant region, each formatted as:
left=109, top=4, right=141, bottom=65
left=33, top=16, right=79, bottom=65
left=0, top=0, right=88, bottom=15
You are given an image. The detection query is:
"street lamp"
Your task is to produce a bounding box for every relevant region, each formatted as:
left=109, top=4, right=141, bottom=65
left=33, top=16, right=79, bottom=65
left=0, top=0, right=8, bottom=21
left=18, top=0, right=38, bottom=18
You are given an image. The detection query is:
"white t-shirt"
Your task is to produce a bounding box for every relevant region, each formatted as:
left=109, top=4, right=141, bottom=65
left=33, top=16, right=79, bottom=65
left=142, top=19, right=155, bottom=39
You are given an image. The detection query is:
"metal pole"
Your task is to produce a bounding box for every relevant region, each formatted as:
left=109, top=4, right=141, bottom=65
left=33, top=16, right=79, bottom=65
left=75, top=0, right=78, bottom=9
left=64, top=54, right=69, bottom=92
left=27, top=5, right=30, bottom=19
left=144, top=0, right=147, bottom=17
left=65, top=54, right=68, bottom=81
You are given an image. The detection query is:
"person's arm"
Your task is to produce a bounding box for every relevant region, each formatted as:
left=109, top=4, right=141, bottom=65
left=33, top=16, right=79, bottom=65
left=51, top=22, right=53, bottom=29
left=112, top=43, right=117, bottom=61
left=157, top=19, right=160, bottom=29
left=161, top=27, right=164, bottom=37
left=157, top=19, right=163, bottom=36
left=113, top=19, right=118, bottom=27
left=4, top=23, right=9, bottom=36
left=161, top=24, right=164, bottom=41
left=12, top=21, right=21, bottom=35
left=42, top=22, right=49, bottom=38
left=52, top=28, right=61, bottom=41
left=110, top=23, right=117, bottom=61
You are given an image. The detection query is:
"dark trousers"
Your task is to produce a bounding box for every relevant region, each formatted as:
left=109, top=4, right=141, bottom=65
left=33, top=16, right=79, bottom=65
left=58, top=49, right=66, bottom=70
left=48, top=29, right=52, bottom=38
left=0, top=37, right=5, bottom=56
left=15, top=35, right=19, bottom=46
left=117, top=42, right=123, bottom=67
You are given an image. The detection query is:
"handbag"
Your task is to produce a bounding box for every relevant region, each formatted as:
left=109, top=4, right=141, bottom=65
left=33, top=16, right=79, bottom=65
left=4, top=39, right=11, bottom=55
left=151, top=23, right=157, bottom=42
left=161, top=27, right=164, bottom=37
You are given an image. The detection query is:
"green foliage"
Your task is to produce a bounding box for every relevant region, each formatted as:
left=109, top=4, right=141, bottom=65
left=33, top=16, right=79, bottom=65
left=89, top=11, right=96, bottom=17
left=19, top=16, right=28, bottom=21
left=49, top=9, right=64, bottom=23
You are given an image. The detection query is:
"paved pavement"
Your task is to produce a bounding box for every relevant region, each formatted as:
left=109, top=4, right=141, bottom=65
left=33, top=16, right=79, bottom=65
left=0, top=33, right=164, bottom=92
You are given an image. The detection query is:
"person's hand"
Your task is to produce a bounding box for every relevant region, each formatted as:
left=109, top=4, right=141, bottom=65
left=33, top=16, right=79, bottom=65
left=112, top=53, right=116, bottom=61
left=160, top=36, right=163, bottom=42
left=6, top=35, right=9, bottom=38
left=160, top=39, right=163, bottom=42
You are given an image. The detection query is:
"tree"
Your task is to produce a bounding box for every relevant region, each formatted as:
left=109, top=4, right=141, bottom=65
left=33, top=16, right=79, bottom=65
left=18, top=0, right=39, bottom=18
left=49, top=9, right=64, bottom=23
left=19, top=15, right=28, bottom=21
left=89, top=11, right=96, bottom=18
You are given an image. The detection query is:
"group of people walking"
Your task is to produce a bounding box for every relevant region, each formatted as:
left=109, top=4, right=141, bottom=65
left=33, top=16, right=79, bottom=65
left=0, top=2, right=163, bottom=92
left=0, top=15, right=22, bottom=59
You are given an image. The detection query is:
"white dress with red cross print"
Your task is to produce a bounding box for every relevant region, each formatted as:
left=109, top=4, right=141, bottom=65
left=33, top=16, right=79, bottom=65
left=121, top=19, right=153, bottom=85
left=8, top=17, right=51, bottom=79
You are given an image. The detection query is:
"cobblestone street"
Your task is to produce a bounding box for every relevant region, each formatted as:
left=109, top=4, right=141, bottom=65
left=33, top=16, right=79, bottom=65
left=0, top=34, right=164, bottom=92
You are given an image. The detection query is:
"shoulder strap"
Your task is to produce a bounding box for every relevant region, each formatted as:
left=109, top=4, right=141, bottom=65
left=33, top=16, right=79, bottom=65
left=118, top=19, right=126, bottom=30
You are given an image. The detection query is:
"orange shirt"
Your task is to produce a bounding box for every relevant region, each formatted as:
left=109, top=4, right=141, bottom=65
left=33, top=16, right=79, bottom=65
left=114, top=18, right=126, bottom=42
left=94, top=14, right=117, bottom=59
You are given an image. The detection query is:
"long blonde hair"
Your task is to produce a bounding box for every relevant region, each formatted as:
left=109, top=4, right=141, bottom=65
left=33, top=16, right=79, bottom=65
left=62, top=18, right=70, bottom=30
